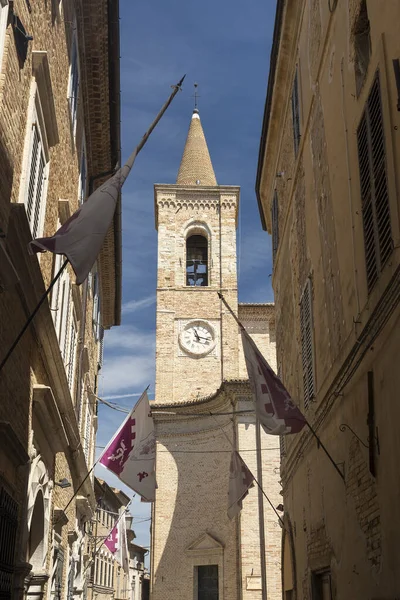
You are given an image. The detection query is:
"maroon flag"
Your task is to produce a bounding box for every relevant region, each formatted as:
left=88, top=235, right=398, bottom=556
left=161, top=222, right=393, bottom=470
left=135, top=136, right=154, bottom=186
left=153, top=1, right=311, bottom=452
left=241, top=328, right=306, bottom=435
left=99, top=390, right=156, bottom=501
left=227, top=451, right=255, bottom=519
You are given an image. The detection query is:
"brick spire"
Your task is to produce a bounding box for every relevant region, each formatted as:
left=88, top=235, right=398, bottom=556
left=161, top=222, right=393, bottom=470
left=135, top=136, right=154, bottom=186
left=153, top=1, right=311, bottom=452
left=176, top=109, right=217, bottom=186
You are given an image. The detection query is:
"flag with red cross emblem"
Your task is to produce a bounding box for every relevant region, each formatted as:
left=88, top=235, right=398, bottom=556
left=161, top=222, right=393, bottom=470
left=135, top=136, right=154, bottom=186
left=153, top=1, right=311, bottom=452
left=241, top=328, right=306, bottom=435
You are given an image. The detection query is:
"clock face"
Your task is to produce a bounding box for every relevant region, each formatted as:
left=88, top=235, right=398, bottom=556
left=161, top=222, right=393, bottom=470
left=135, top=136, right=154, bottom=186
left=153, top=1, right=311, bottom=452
left=179, top=320, right=216, bottom=357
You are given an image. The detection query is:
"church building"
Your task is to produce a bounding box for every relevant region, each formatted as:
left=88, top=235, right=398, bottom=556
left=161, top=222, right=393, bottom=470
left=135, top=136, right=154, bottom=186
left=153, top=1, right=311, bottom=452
left=150, top=109, right=282, bottom=600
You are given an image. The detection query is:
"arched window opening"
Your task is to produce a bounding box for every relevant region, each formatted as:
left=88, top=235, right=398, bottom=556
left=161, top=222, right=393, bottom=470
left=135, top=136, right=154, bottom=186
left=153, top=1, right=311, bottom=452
left=186, top=235, right=208, bottom=286
left=28, top=491, right=45, bottom=570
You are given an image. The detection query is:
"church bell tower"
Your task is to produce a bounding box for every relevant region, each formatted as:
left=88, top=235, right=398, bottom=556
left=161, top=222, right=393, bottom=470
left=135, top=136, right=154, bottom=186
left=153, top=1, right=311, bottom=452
left=154, top=108, right=240, bottom=404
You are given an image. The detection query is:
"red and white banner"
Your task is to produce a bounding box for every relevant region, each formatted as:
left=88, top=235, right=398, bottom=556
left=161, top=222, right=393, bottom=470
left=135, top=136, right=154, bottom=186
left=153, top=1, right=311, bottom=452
left=104, top=510, right=129, bottom=573
left=241, top=328, right=306, bottom=435
left=99, top=390, right=156, bottom=501
left=227, top=451, right=254, bottom=519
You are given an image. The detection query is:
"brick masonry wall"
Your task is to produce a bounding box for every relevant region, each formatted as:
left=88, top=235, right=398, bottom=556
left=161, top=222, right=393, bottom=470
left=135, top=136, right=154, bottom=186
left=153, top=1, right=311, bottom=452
left=0, top=0, right=115, bottom=595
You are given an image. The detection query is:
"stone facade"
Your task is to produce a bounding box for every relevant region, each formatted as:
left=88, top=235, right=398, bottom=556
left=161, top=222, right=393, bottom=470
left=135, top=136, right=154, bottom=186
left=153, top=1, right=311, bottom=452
left=151, top=111, right=282, bottom=599
left=256, top=0, right=400, bottom=598
left=0, top=1, right=120, bottom=599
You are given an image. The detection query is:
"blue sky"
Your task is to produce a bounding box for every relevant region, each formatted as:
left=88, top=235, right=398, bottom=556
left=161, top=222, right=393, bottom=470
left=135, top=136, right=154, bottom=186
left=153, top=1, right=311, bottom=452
left=95, top=0, right=277, bottom=553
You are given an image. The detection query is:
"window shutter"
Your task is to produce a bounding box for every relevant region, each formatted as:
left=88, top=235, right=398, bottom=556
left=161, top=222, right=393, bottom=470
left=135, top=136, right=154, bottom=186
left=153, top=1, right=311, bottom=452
left=291, top=66, right=301, bottom=156
left=357, top=72, right=392, bottom=292
left=271, top=190, right=279, bottom=264
left=26, top=126, right=40, bottom=225
left=67, top=317, right=77, bottom=390
left=84, top=406, right=91, bottom=463
left=300, top=278, right=315, bottom=409
left=98, top=326, right=104, bottom=369
left=69, top=36, right=80, bottom=130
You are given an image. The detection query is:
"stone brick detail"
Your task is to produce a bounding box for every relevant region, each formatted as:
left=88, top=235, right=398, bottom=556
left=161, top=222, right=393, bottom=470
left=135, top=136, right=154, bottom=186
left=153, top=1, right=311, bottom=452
left=346, top=438, right=382, bottom=571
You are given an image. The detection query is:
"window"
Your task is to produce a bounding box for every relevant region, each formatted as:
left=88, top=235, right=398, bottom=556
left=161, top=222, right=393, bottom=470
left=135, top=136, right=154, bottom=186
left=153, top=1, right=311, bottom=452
left=271, top=190, right=279, bottom=264
left=291, top=66, right=301, bottom=156
left=353, top=0, right=371, bottom=97
left=300, top=278, right=315, bottom=409
left=0, top=487, right=18, bottom=599
left=68, top=33, right=80, bottom=135
left=186, top=235, right=208, bottom=286
left=78, top=137, right=87, bottom=205
left=25, top=103, right=49, bottom=239
left=67, top=313, right=77, bottom=391
left=197, top=565, right=218, bottom=600
left=357, top=73, right=392, bottom=293
left=0, top=1, right=9, bottom=75
left=312, top=569, right=333, bottom=600
left=83, top=404, right=92, bottom=464
left=280, top=434, right=286, bottom=460
left=92, top=264, right=101, bottom=340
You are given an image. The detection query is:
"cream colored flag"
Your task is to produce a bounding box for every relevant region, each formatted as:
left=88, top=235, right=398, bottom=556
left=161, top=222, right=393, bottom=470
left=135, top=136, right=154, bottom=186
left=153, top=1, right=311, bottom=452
left=227, top=451, right=255, bottom=519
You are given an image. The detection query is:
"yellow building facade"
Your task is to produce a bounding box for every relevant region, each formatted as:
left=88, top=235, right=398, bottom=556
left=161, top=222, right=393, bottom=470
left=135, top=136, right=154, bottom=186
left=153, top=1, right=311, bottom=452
left=256, top=0, right=400, bottom=598
left=0, top=1, right=121, bottom=598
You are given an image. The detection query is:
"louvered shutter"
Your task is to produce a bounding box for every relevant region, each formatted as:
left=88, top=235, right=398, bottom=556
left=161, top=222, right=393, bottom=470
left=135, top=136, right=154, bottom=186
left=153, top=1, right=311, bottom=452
left=291, top=67, right=301, bottom=156
left=271, top=190, right=279, bottom=264
left=300, top=278, right=315, bottom=409
left=357, top=72, right=392, bottom=292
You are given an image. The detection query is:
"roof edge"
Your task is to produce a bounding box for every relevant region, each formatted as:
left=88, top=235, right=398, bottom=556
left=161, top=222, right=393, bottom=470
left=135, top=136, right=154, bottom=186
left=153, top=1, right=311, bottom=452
left=255, top=0, right=285, bottom=231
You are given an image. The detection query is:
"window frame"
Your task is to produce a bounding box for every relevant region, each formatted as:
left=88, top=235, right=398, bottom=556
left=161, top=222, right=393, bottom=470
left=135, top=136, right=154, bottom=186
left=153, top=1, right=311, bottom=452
left=291, top=65, right=301, bottom=156
left=271, top=190, right=279, bottom=265
left=78, top=134, right=87, bottom=205
left=0, top=0, right=9, bottom=76
left=186, top=233, right=209, bottom=287
left=22, top=91, right=50, bottom=240
left=357, top=71, right=393, bottom=293
left=68, top=31, right=80, bottom=138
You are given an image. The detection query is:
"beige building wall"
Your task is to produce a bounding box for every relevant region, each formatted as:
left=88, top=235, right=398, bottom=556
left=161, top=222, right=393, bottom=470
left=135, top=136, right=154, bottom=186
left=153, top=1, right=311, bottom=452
left=257, top=0, right=400, bottom=598
left=0, top=1, right=120, bottom=598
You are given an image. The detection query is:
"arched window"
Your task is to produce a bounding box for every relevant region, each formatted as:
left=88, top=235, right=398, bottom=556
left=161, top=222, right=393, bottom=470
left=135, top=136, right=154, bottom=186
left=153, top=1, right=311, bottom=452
left=186, top=235, right=208, bottom=286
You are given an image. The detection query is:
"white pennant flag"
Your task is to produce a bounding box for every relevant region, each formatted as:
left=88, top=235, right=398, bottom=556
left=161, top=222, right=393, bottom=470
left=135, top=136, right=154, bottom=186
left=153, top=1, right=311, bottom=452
left=227, top=451, right=255, bottom=519
left=99, top=390, right=156, bottom=501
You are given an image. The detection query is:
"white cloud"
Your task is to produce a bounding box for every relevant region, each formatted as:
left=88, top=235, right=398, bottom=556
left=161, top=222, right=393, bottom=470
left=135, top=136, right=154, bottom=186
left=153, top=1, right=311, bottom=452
left=122, top=294, right=156, bottom=314
left=99, top=326, right=155, bottom=395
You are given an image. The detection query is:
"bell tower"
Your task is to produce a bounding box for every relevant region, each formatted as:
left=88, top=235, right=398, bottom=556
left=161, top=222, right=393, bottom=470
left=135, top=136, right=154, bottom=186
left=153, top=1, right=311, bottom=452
left=154, top=109, right=240, bottom=403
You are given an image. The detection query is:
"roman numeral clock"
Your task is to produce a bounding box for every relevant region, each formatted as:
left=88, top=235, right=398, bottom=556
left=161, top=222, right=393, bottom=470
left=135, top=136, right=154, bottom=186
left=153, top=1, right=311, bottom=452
left=179, top=320, right=216, bottom=357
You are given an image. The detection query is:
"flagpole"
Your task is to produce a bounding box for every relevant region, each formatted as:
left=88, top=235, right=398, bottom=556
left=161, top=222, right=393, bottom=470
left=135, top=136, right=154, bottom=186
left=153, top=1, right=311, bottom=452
left=0, top=258, right=69, bottom=374
left=218, top=291, right=345, bottom=483
left=256, top=417, right=268, bottom=600
left=208, top=412, right=284, bottom=527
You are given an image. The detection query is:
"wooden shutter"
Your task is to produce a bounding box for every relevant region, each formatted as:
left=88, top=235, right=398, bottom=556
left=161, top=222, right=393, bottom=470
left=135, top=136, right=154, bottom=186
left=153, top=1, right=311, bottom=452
left=271, top=190, right=279, bottom=264
left=300, top=278, right=315, bottom=409
left=69, top=36, right=79, bottom=130
left=26, top=126, right=40, bottom=226
left=357, top=72, right=392, bottom=292
left=291, top=66, right=301, bottom=156
left=67, top=317, right=77, bottom=389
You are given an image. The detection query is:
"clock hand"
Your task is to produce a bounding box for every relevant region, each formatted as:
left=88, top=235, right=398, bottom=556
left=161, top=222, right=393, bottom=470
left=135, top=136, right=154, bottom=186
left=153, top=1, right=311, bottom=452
left=193, top=328, right=201, bottom=342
